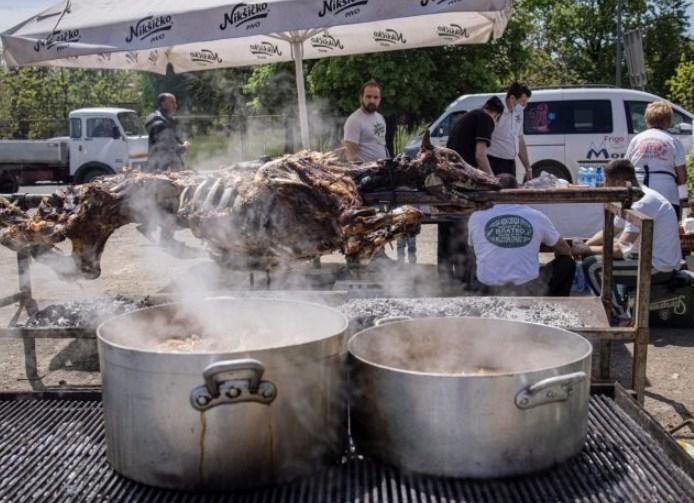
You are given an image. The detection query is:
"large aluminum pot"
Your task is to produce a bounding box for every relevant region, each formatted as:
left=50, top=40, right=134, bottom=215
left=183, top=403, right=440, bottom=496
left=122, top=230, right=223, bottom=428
left=97, top=298, right=348, bottom=491
left=348, top=317, right=592, bottom=478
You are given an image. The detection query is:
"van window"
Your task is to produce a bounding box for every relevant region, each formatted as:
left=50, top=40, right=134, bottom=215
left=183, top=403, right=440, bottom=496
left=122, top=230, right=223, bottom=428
left=565, top=100, right=612, bottom=134
left=432, top=111, right=466, bottom=137
left=626, top=100, right=690, bottom=136
left=525, top=100, right=613, bottom=134
left=87, top=118, right=116, bottom=138
left=524, top=101, right=563, bottom=135
left=625, top=101, right=649, bottom=134
left=69, top=118, right=82, bottom=139
left=670, top=109, right=690, bottom=135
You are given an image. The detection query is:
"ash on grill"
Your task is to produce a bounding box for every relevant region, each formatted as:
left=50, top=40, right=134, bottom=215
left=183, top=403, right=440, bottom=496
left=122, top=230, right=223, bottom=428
left=25, top=295, right=156, bottom=328
left=342, top=297, right=590, bottom=328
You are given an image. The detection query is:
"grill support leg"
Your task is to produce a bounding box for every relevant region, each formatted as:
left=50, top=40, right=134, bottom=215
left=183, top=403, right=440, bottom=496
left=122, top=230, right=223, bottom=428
left=13, top=250, right=44, bottom=390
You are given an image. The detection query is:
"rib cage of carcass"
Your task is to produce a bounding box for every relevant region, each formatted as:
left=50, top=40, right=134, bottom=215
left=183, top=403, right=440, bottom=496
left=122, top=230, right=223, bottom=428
left=0, top=137, right=500, bottom=279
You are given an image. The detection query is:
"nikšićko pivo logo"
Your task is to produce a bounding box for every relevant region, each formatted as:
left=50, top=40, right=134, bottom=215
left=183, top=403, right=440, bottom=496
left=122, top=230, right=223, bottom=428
left=437, top=24, right=469, bottom=41
left=220, top=3, right=270, bottom=31
left=310, top=34, right=344, bottom=52
left=33, top=29, right=81, bottom=52
left=484, top=215, right=534, bottom=248
left=318, top=0, right=368, bottom=18
left=190, top=49, right=223, bottom=65
left=420, top=0, right=464, bottom=6
left=249, top=41, right=282, bottom=59
left=373, top=29, right=407, bottom=47
left=126, top=16, right=173, bottom=44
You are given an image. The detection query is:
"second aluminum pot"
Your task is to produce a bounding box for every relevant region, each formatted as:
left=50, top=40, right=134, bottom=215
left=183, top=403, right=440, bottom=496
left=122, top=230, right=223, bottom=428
left=348, top=317, right=592, bottom=478
left=97, top=297, right=347, bottom=491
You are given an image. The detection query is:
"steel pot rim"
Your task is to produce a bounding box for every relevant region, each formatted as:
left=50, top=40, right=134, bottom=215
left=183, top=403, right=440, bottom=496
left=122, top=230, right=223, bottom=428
left=347, top=316, right=592, bottom=378
left=97, top=297, right=348, bottom=356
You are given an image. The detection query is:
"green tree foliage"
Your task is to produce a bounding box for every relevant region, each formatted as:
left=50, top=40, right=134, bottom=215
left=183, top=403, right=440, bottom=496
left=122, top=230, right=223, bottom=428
left=308, top=46, right=498, bottom=126
left=0, top=67, right=139, bottom=139
left=666, top=55, right=694, bottom=111
left=642, top=0, right=691, bottom=96
left=516, top=0, right=691, bottom=96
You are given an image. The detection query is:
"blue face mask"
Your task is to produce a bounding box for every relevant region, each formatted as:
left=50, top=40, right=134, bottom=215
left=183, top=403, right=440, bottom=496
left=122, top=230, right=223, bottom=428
left=514, top=103, right=524, bottom=114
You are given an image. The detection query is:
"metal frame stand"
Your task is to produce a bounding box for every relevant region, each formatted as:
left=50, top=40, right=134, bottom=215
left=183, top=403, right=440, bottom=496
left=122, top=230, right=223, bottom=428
left=1, top=188, right=654, bottom=399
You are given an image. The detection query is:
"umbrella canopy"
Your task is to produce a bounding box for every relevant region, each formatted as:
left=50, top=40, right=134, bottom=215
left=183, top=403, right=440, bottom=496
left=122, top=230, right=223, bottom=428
left=2, top=0, right=512, bottom=148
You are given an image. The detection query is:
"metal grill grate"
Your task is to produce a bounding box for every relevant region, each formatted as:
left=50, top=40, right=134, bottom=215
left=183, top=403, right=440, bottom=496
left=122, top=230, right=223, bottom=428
left=0, top=395, right=692, bottom=502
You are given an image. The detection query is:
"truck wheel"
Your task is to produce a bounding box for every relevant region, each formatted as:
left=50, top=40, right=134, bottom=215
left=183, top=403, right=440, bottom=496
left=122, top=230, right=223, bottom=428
left=78, top=167, right=112, bottom=184
left=0, top=173, right=20, bottom=194
left=531, top=162, right=572, bottom=183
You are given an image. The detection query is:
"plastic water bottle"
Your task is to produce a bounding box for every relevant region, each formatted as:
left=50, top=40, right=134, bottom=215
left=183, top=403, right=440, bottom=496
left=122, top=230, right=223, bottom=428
left=586, top=167, right=597, bottom=187
left=595, top=166, right=604, bottom=186
left=577, top=166, right=588, bottom=186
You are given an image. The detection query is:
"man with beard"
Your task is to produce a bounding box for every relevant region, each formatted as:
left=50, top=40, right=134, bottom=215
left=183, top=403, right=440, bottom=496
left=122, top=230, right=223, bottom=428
left=343, top=81, right=388, bottom=162
left=145, top=92, right=189, bottom=173
left=342, top=80, right=394, bottom=265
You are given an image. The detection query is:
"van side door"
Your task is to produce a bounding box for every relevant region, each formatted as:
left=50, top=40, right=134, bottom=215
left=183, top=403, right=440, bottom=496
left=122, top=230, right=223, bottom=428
left=523, top=99, right=566, bottom=176
left=565, top=99, right=616, bottom=177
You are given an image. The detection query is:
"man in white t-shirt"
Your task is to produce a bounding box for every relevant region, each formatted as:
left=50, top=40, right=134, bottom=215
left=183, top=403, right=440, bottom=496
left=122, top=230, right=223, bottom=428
left=343, top=81, right=388, bottom=162
left=625, top=101, right=687, bottom=218
left=487, top=82, right=532, bottom=181
left=468, top=174, right=576, bottom=296
left=572, top=159, right=682, bottom=314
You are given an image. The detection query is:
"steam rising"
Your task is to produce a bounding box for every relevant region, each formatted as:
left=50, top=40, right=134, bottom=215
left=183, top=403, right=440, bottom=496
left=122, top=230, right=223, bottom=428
left=348, top=317, right=591, bottom=376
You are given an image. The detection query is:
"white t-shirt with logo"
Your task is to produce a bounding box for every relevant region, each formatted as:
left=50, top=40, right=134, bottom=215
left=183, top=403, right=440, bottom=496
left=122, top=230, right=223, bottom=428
left=343, top=108, right=387, bottom=162
left=468, top=204, right=561, bottom=286
left=625, top=128, right=686, bottom=205
left=487, top=106, right=524, bottom=160
left=614, top=186, right=681, bottom=272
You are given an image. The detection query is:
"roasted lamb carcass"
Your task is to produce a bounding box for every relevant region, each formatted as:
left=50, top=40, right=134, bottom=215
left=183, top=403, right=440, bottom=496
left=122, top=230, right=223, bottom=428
left=0, top=140, right=499, bottom=279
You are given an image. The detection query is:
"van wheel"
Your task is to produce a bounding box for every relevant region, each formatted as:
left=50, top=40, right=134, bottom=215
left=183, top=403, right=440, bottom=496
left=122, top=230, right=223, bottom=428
left=78, top=166, right=112, bottom=184
left=0, top=173, right=20, bottom=194
left=531, top=162, right=572, bottom=183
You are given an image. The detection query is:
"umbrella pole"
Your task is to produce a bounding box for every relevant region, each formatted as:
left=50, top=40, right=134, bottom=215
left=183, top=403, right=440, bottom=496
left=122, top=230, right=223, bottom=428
left=291, top=40, right=310, bottom=150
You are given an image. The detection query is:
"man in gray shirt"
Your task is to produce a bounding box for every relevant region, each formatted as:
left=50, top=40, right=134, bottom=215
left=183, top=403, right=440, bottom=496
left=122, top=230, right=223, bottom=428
left=343, top=81, right=388, bottom=162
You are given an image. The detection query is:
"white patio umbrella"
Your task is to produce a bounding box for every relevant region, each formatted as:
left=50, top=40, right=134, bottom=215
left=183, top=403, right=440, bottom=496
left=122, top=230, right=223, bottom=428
left=2, top=0, right=512, bottom=148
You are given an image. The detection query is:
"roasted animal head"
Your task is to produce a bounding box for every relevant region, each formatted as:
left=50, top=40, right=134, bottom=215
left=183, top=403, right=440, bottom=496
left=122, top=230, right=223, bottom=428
left=0, top=143, right=502, bottom=278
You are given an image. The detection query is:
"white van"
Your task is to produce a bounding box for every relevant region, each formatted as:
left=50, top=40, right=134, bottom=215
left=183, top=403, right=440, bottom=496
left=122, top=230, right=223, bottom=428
left=403, top=87, right=694, bottom=182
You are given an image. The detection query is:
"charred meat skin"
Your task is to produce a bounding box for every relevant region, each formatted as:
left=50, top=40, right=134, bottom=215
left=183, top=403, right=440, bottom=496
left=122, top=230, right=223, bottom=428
left=0, top=139, right=499, bottom=278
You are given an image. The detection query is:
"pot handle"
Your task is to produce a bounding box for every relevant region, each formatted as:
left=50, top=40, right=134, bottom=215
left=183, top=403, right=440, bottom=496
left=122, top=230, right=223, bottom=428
left=190, top=358, right=278, bottom=412
left=515, top=371, right=587, bottom=410
left=374, top=316, right=412, bottom=326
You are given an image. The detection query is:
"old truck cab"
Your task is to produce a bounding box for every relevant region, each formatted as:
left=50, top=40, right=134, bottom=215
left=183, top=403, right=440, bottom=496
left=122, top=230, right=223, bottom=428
left=68, top=108, right=149, bottom=182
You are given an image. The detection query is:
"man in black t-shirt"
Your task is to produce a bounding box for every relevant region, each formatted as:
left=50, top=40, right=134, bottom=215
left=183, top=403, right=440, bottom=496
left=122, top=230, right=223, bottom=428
left=446, top=96, right=503, bottom=174
left=438, top=96, right=503, bottom=286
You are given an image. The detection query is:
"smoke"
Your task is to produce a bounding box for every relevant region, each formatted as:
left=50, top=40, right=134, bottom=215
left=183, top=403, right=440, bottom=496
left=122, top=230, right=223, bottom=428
left=177, top=69, right=347, bottom=172
left=347, top=317, right=591, bottom=376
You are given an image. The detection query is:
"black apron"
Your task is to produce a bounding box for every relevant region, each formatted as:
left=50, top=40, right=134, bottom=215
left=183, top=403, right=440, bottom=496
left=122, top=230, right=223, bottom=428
left=637, top=163, right=677, bottom=187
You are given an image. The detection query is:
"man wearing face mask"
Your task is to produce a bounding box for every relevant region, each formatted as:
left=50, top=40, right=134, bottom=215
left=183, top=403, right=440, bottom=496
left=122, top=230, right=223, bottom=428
left=343, top=80, right=388, bottom=162
left=487, top=82, right=532, bottom=181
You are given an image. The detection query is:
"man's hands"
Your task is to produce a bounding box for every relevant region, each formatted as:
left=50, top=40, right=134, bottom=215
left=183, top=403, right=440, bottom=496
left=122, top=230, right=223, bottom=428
left=571, top=241, right=593, bottom=258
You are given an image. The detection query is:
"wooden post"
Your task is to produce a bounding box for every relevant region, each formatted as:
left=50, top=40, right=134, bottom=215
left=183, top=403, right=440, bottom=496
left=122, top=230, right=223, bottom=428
left=598, top=205, right=615, bottom=380
left=632, top=217, right=653, bottom=403
left=15, top=250, right=44, bottom=391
